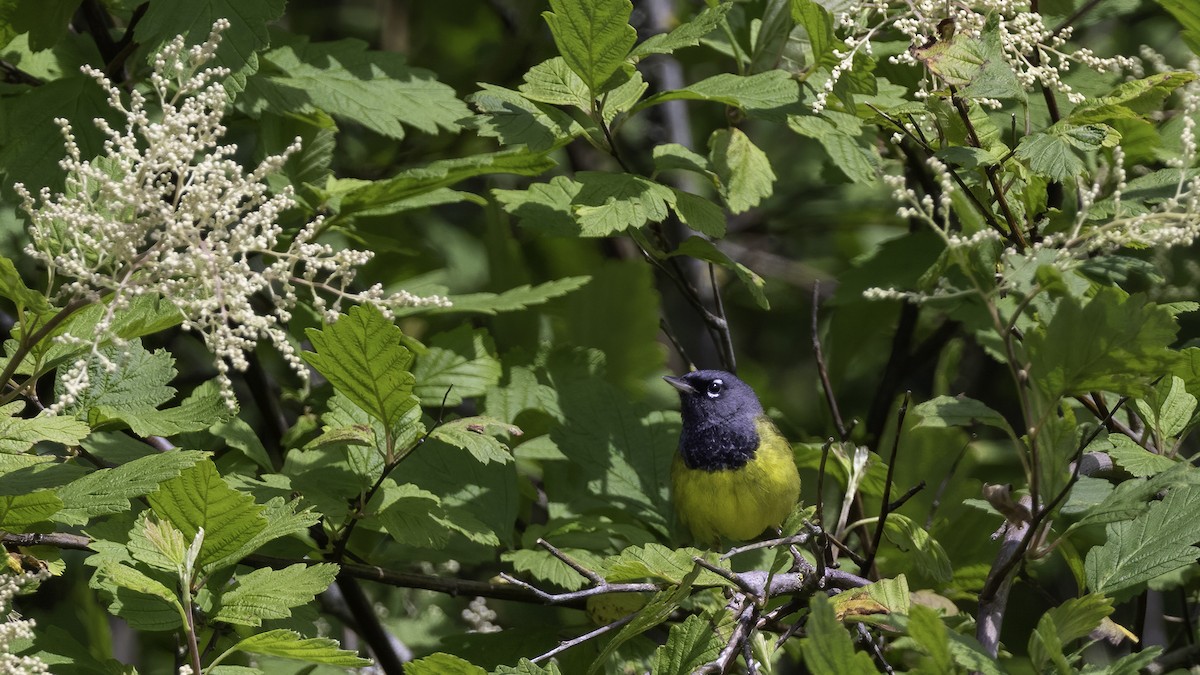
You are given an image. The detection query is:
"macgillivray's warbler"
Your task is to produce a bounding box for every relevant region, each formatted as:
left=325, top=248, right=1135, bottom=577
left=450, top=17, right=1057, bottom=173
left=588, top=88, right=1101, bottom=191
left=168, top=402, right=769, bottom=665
left=665, top=370, right=800, bottom=544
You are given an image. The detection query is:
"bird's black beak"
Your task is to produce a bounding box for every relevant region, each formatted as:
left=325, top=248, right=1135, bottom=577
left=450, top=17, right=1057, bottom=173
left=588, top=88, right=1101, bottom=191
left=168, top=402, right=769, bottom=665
left=663, top=375, right=696, bottom=394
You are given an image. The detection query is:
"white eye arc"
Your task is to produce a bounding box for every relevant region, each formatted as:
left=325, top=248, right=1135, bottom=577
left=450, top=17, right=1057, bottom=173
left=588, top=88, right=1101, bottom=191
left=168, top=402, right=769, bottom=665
left=706, top=379, right=724, bottom=398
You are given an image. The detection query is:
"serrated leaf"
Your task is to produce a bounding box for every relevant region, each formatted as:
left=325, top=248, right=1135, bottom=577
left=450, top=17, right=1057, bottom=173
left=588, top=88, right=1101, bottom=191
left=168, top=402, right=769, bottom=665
left=502, top=547, right=606, bottom=591
left=912, top=19, right=1024, bottom=100
left=0, top=491, right=62, bottom=531
left=883, top=514, right=953, bottom=584
left=0, top=255, right=50, bottom=315
left=406, top=276, right=592, bottom=316
left=413, top=326, right=502, bottom=406
left=1106, top=436, right=1176, bottom=477
left=215, top=497, right=322, bottom=566
left=708, top=128, right=774, bottom=213
left=636, top=70, right=800, bottom=119
left=518, top=57, right=592, bottom=108
left=55, top=450, right=208, bottom=525
left=96, top=562, right=182, bottom=612
left=302, top=304, right=418, bottom=430
left=0, top=403, right=89, bottom=454
left=542, top=0, right=637, bottom=94
left=600, top=543, right=731, bottom=586
left=1029, top=594, right=1113, bottom=672
left=329, top=149, right=556, bottom=218
left=1070, top=71, right=1197, bottom=124
left=1138, top=375, right=1196, bottom=438
left=667, top=236, right=768, bottom=309
left=492, top=659, right=563, bottom=675
left=800, top=593, right=879, bottom=674
left=230, top=629, right=370, bottom=666
left=587, top=568, right=699, bottom=674
left=147, top=460, right=266, bottom=572
left=493, top=175, right=582, bottom=235
left=377, top=481, right=450, bottom=550
left=792, top=0, right=836, bottom=67
left=94, top=379, right=235, bottom=438
left=650, top=612, right=726, bottom=675
left=1157, top=0, right=1200, bottom=55
left=907, top=604, right=954, bottom=672
left=632, top=3, right=732, bottom=58
left=245, top=35, right=468, bottom=139
left=653, top=144, right=711, bottom=176
left=133, top=0, right=284, bottom=82
left=407, top=653, right=486, bottom=675
left=670, top=189, right=727, bottom=238
left=128, top=514, right=188, bottom=573
left=572, top=172, right=675, bottom=236
left=214, top=563, right=338, bottom=627
left=466, top=83, right=582, bottom=151
left=1085, top=485, right=1200, bottom=593
left=428, top=417, right=516, bottom=465
left=787, top=114, right=880, bottom=184
left=1026, top=289, right=1179, bottom=399
left=912, top=395, right=1013, bottom=433
left=59, top=342, right=175, bottom=418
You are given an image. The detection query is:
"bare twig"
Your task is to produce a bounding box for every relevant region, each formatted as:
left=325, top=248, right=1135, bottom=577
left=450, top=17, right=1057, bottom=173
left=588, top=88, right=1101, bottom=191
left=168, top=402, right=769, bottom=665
left=812, top=283, right=848, bottom=440
left=531, top=612, right=637, bottom=664
left=888, top=480, right=926, bottom=512
left=863, top=392, right=912, bottom=575
left=720, top=533, right=813, bottom=560
left=538, top=538, right=604, bottom=584
left=927, top=438, right=972, bottom=529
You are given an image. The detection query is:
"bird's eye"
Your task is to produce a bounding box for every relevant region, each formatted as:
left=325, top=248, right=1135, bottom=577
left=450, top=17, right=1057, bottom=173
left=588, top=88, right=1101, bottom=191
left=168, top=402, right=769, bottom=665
left=706, top=379, right=724, bottom=398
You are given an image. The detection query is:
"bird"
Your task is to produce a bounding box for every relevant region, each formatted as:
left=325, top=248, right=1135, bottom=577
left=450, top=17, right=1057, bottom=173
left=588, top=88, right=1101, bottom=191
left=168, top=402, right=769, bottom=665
left=664, top=370, right=801, bottom=545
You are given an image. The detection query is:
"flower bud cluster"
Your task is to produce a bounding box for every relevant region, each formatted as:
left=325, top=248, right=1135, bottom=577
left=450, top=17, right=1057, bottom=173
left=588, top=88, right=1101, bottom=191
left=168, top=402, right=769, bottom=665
left=17, top=21, right=450, bottom=410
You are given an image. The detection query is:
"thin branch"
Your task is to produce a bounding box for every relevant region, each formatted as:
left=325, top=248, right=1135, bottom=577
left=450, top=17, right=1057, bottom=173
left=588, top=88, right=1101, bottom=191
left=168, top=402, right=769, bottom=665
left=708, top=262, right=737, bottom=373
left=0, top=297, right=90, bottom=405
left=538, top=538, right=604, bottom=584
left=863, top=392, right=912, bottom=575
left=816, top=437, right=834, bottom=528
left=693, top=556, right=761, bottom=599
left=696, top=599, right=756, bottom=674
left=531, top=612, right=637, bottom=664
left=927, top=438, right=972, bottom=529
left=888, top=480, right=926, bottom=512
left=720, top=533, right=813, bottom=560
left=812, top=282, right=848, bottom=440
left=336, top=573, right=405, bottom=674
left=659, top=316, right=697, bottom=371
left=949, top=91, right=1029, bottom=249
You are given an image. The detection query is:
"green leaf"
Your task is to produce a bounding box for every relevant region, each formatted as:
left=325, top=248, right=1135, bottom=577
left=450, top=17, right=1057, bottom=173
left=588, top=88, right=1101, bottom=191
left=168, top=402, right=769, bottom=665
left=408, top=653, right=486, bottom=675
left=377, top=481, right=451, bottom=550
left=1136, top=375, right=1196, bottom=439
left=800, top=593, right=879, bottom=675
left=670, top=189, right=727, bottom=238
left=0, top=402, right=89, bottom=454
left=587, top=568, right=699, bottom=674
left=1106, top=436, right=1176, bottom=477
left=650, top=612, right=727, bottom=675
left=912, top=395, right=1013, bottom=433
left=147, top=460, right=267, bottom=571
left=492, top=659, right=563, bottom=675
left=882, top=514, right=953, bottom=584
left=1026, top=289, right=1179, bottom=399
left=1085, top=485, right=1200, bottom=593
left=128, top=515, right=189, bottom=573
left=792, top=0, right=836, bottom=67
left=1069, top=71, right=1197, bottom=124
left=1029, top=594, right=1113, bottom=672
left=653, top=144, right=711, bottom=176
left=213, top=563, right=339, bottom=627
left=907, top=605, right=954, bottom=672
left=1015, top=123, right=1118, bottom=182
left=493, top=176, right=582, bottom=235
left=0, top=491, right=62, bottom=531
left=667, top=237, right=768, bottom=309
left=230, top=629, right=370, bottom=666
left=428, top=417, right=517, bottom=465
left=600, top=544, right=731, bottom=586
left=519, top=57, right=592, bottom=108
left=59, top=342, right=175, bottom=419
left=631, top=3, right=732, bottom=58
left=245, top=35, right=469, bottom=139
left=407, top=277, right=592, bottom=316
left=413, top=326, right=502, bottom=406
left=0, top=255, right=50, bottom=315
left=572, top=172, right=675, bottom=236
left=911, top=19, right=1024, bottom=101
left=466, top=84, right=582, bottom=151
left=1157, top=0, right=1200, bottom=55
left=542, top=0, right=637, bottom=94
left=787, top=114, right=880, bottom=184
left=635, top=70, right=800, bottom=119
left=501, top=547, right=606, bottom=591
left=55, top=450, right=208, bottom=525
left=95, top=379, right=235, bottom=438
left=302, top=304, right=418, bottom=430
left=95, top=562, right=182, bottom=613
left=133, top=0, right=285, bottom=81
left=708, top=128, right=775, bottom=213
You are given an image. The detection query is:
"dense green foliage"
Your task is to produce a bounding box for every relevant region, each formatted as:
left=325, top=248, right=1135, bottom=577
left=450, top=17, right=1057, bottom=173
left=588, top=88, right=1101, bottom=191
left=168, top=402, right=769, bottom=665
left=2, top=0, right=1200, bottom=673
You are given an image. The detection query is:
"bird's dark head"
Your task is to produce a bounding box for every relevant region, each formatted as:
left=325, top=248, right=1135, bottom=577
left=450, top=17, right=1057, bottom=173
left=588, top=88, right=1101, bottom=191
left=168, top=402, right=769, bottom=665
left=663, top=370, right=763, bottom=430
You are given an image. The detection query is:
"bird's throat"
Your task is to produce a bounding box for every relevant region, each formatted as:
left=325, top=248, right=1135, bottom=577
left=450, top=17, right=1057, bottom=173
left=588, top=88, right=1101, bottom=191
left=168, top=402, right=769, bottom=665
left=678, top=419, right=759, bottom=471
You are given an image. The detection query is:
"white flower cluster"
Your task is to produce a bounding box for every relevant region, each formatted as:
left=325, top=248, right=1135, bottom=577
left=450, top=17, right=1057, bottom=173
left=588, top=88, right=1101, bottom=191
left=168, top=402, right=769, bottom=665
left=17, top=20, right=449, bottom=410
left=820, top=0, right=1137, bottom=111
left=0, top=570, right=50, bottom=675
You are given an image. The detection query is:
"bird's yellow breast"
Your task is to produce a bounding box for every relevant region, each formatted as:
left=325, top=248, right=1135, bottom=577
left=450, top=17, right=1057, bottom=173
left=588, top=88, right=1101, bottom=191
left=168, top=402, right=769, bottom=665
left=671, top=417, right=800, bottom=544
